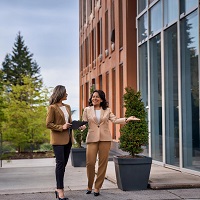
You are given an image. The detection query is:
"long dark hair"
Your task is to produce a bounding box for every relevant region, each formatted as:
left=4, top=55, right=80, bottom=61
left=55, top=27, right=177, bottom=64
left=89, top=90, right=108, bottom=110
left=49, top=85, right=66, bottom=105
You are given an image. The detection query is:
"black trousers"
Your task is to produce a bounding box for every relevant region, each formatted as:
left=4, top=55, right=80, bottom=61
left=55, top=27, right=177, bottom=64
left=53, top=141, right=72, bottom=189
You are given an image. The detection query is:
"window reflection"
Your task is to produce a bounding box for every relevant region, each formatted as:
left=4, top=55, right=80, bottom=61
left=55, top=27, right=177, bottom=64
left=150, top=34, right=162, bottom=162
left=138, top=0, right=147, bottom=14
left=180, top=0, right=198, bottom=15
left=164, top=0, right=178, bottom=26
left=139, top=43, right=148, bottom=108
left=164, top=24, right=179, bottom=166
left=138, top=13, right=148, bottom=42
left=181, top=11, right=199, bottom=171
left=150, top=1, right=162, bottom=35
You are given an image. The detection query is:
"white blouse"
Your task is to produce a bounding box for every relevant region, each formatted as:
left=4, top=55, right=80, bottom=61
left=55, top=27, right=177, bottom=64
left=95, top=110, right=101, bottom=124
left=59, top=106, right=69, bottom=123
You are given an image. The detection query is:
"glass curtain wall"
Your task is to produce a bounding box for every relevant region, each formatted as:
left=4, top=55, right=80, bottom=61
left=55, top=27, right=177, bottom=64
left=138, top=0, right=147, bottom=14
left=164, top=0, right=178, bottom=26
left=149, top=1, right=162, bottom=35
left=138, top=13, right=148, bottom=42
left=139, top=43, right=148, bottom=107
left=137, top=0, right=199, bottom=172
left=180, top=0, right=198, bottom=15
left=150, top=34, right=162, bottom=161
left=149, top=1, right=162, bottom=161
left=181, top=10, right=199, bottom=171
left=139, top=42, right=149, bottom=156
left=164, top=24, right=179, bottom=166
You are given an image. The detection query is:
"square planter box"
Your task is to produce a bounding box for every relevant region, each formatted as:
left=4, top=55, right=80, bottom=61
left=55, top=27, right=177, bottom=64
left=70, top=148, right=86, bottom=167
left=113, top=155, right=152, bottom=191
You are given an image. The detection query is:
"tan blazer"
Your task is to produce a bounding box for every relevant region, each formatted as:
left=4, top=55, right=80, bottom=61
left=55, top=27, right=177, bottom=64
left=46, top=103, right=73, bottom=145
left=82, top=106, right=126, bottom=143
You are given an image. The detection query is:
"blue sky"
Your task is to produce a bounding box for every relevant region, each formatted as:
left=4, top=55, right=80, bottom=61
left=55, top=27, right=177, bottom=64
left=0, top=0, right=79, bottom=119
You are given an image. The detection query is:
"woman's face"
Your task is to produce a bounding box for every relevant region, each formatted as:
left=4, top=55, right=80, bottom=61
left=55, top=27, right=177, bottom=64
left=61, top=92, right=68, bottom=101
left=92, top=92, right=102, bottom=106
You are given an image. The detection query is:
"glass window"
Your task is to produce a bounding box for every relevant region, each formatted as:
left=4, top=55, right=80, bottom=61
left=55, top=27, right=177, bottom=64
left=138, top=13, right=148, bottom=42
left=138, top=0, right=147, bottom=14
left=149, top=0, right=155, bottom=4
left=181, top=11, right=199, bottom=171
left=164, top=0, right=178, bottom=26
left=150, top=1, right=162, bottom=35
left=164, top=24, right=179, bottom=166
left=139, top=42, right=149, bottom=156
left=139, top=43, right=148, bottom=107
left=150, top=34, right=162, bottom=162
left=180, top=0, right=198, bottom=15
left=99, top=75, right=102, bottom=90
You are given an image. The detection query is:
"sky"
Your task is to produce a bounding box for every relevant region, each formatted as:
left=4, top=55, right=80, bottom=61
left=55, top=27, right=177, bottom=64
left=0, top=0, right=80, bottom=119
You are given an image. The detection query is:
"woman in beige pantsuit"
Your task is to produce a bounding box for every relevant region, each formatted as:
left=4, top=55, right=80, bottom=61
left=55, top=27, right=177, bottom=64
left=80, top=90, right=140, bottom=196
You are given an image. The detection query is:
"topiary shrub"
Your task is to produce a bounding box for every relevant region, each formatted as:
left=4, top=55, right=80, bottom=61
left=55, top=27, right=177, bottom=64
left=119, top=87, right=148, bottom=157
left=73, top=121, right=88, bottom=148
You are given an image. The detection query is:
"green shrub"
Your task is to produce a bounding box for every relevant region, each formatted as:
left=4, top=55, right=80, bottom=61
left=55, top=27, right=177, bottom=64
left=119, top=87, right=148, bottom=157
left=39, top=143, right=53, bottom=151
left=73, top=123, right=88, bottom=148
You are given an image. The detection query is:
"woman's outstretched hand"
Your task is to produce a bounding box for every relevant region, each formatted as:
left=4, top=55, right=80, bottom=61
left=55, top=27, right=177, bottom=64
left=126, top=116, right=140, bottom=122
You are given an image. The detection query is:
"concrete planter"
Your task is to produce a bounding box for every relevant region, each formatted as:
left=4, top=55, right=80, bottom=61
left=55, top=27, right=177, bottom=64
left=113, top=155, right=152, bottom=191
left=70, top=148, right=86, bottom=167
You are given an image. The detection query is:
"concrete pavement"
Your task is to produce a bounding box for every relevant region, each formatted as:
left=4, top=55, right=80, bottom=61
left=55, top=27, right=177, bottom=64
left=0, top=158, right=200, bottom=199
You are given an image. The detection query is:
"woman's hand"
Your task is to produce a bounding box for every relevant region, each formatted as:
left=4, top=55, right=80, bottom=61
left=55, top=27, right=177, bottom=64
left=126, top=116, right=140, bottom=122
left=62, top=122, right=72, bottom=130
left=79, top=125, right=86, bottom=131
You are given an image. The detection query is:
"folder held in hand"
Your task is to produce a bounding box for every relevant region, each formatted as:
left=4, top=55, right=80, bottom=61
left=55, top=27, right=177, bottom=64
left=70, top=120, right=88, bottom=130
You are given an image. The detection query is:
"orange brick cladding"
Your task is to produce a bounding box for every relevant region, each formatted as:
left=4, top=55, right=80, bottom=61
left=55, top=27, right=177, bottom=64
left=79, top=0, right=138, bottom=141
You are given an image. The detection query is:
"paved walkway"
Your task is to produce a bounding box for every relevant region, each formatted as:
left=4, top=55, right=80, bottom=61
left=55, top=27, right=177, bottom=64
left=0, top=158, right=200, bottom=199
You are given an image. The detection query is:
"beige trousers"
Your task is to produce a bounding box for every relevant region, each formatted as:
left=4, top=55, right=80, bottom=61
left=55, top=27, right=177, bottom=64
left=86, top=141, right=111, bottom=190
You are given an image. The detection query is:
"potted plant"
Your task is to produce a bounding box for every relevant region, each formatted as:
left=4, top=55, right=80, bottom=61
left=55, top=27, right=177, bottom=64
left=70, top=119, right=88, bottom=167
left=113, top=87, right=152, bottom=191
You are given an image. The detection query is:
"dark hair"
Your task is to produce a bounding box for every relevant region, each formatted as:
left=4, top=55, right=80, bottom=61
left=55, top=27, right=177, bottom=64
left=89, top=90, right=108, bottom=110
left=49, top=85, right=66, bottom=105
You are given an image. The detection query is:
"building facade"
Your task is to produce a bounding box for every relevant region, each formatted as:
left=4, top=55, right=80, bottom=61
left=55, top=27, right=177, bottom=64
left=79, top=0, right=138, bottom=141
left=79, top=0, right=200, bottom=175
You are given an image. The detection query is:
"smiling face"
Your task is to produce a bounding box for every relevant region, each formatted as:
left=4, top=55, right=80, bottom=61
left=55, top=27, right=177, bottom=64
left=92, top=92, right=102, bottom=107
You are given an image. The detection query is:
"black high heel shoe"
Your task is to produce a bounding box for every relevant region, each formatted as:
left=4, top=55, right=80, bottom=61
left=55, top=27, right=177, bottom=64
left=55, top=190, right=69, bottom=200
left=86, top=190, right=92, bottom=194
left=55, top=191, right=58, bottom=198
left=94, top=192, right=100, bottom=196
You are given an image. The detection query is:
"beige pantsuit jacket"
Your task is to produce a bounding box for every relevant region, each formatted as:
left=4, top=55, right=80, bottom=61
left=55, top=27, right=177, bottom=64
left=46, top=103, right=73, bottom=145
left=82, top=106, right=126, bottom=143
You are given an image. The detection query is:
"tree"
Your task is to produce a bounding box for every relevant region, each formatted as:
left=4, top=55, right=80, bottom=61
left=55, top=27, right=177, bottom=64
left=119, top=87, right=149, bottom=157
left=2, top=76, right=49, bottom=152
left=2, top=32, right=42, bottom=88
left=0, top=70, right=5, bottom=127
left=0, top=70, right=5, bottom=161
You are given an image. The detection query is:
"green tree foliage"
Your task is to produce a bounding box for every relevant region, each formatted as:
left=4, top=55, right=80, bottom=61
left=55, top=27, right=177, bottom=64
left=2, top=76, right=49, bottom=152
left=2, top=32, right=42, bottom=88
left=0, top=70, right=5, bottom=160
left=119, top=87, right=149, bottom=157
left=0, top=70, right=5, bottom=128
left=0, top=32, right=50, bottom=153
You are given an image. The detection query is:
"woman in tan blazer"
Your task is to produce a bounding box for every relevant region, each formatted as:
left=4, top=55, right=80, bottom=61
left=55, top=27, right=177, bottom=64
left=81, top=90, right=140, bottom=196
left=46, top=85, right=73, bottom=200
